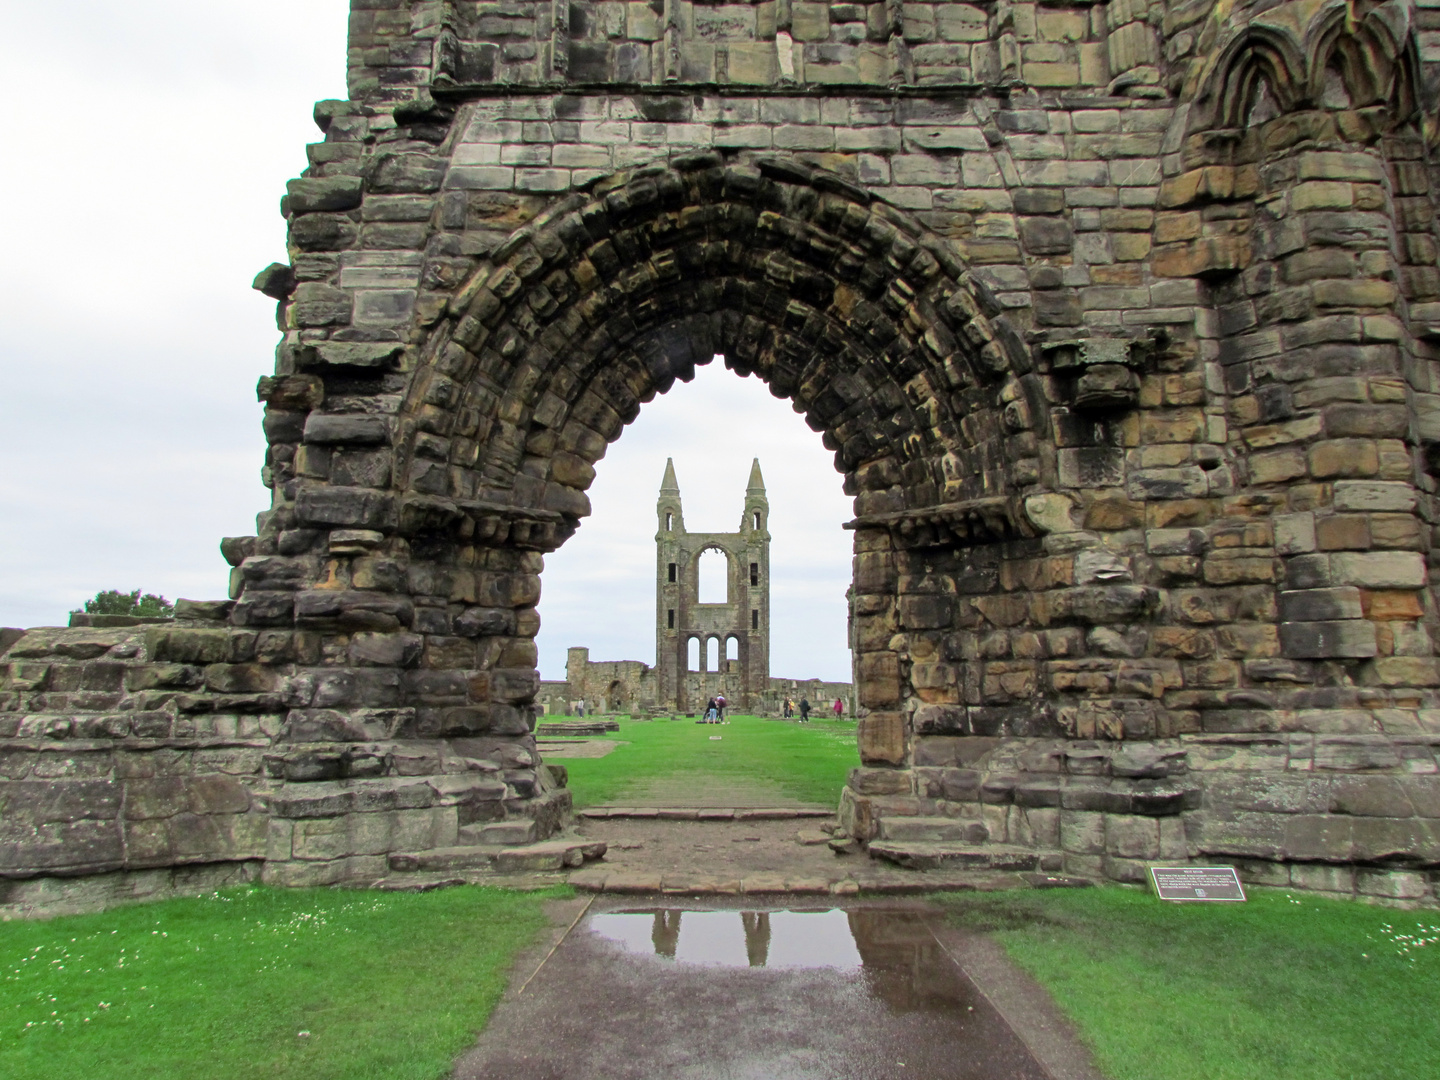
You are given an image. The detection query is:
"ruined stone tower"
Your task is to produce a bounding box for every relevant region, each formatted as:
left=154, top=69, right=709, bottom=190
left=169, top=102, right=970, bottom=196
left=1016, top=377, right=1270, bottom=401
left=656, top=458, right=770, bottom=712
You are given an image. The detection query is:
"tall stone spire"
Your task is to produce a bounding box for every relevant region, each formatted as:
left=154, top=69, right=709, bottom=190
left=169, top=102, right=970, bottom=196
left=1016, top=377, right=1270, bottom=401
left=746, top=457, right=765, bottom=493
left=661, top=456, right=680, bottom=493
left=657, top=457, right=684, bottom=535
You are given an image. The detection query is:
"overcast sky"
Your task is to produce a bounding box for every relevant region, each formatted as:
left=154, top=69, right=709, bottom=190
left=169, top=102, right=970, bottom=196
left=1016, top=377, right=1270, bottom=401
left=0, top=1, right=856, bottom=684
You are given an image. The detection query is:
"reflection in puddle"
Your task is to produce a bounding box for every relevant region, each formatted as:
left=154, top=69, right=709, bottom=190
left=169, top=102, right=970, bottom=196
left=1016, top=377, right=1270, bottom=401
left=467, top=907, right=1056, bottom=1079
left=590, top=909, right=864, bottom=969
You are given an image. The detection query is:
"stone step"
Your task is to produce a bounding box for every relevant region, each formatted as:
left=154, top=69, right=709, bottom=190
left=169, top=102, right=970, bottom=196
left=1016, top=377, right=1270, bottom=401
left=876, top=817, right=990, bottom=844
left=495, top=839, right=608, bottom=873
left=580, top=806, right=832, bottom=820
left=458, top=820, right=537, bottom=846
left=388, top=838, right=607, bottom=874
left=867, top=843, right=1063, bottom=873
left=537, top=720, right=620, bottom=736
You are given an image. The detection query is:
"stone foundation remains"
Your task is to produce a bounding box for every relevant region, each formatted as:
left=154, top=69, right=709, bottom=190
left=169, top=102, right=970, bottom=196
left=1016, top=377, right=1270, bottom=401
left=5, top=0, right=1440, bottom=904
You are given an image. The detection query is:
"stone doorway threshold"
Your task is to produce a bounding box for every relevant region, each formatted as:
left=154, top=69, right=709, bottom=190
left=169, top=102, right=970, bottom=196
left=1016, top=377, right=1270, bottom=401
left=372, top=818, right=1090, bottom=897
left=452, top=895, right=1106, bottom=1080
left=570, top=817, right=1087, bottom=895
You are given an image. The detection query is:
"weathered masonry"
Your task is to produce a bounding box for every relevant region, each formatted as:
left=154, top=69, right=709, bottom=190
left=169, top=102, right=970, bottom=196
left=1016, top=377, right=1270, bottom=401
left=6, top=0, right=1440, bottom=905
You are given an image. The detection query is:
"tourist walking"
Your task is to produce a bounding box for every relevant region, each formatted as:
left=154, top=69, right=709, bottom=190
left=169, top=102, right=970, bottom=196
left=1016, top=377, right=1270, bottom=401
left=799, top=697, right=810, bottom=722
left=704, top=697, right=718, bottom=723
left=576, top=699, right=585, bottom=717
left=716, top=693, right=727, bottom=722
left=833, top=697, right=844, bottom=718
left=783, top=698, right=793, bottom=719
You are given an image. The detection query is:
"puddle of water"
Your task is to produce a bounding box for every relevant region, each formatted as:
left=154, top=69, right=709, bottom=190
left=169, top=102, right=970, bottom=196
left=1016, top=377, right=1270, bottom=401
left=590, top=909, right=865, bottom=969
left=464, top=907, right=1055, bottom=1079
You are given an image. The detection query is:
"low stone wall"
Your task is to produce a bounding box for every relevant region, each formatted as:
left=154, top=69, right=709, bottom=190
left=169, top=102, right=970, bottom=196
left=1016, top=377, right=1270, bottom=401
left=0, top=620, right=568, bottom=896
left=842, top=731, right=1440, bottom=903
left=0, top=862, right=264, bottom=921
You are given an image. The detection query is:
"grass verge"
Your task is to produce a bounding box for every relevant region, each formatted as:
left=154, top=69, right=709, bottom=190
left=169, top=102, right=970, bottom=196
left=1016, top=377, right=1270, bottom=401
left=936, top=885, right=1440, bottom=1080
left=557, top=713, right=857, bottom=807
left=1, top=883, right=568, bottom=1080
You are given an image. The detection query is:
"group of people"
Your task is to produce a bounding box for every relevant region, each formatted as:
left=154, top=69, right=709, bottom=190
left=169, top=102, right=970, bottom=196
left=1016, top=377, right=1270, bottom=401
left=781, top=697, right=846, bottom=722
left=701, top=693, right=728, bottom=723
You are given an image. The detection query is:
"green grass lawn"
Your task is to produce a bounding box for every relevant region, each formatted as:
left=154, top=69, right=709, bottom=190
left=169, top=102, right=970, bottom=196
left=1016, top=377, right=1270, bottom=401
left=937, top=886, right=1440, bottom=1080
left=0, top=884, right=566, bottom=1080
left=555, top=713, right=858, bottom=808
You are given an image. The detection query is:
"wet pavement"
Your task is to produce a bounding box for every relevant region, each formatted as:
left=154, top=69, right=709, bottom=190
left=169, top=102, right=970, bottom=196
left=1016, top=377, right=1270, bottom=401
left=453, top=898, right=1099, bottom=1080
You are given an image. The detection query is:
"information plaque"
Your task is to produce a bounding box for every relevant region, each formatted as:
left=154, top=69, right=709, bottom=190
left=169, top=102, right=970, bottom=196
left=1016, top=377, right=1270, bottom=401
left=1148, top=866, right=1246, bottom=902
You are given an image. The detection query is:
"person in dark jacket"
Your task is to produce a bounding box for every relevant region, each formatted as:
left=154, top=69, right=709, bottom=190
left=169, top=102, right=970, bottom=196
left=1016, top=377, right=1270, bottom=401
left=798, top=698, right=810, bottom=722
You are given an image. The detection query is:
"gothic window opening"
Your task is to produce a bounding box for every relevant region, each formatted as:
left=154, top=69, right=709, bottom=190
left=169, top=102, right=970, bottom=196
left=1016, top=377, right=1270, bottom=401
left=666, top=512, right=673, bottom=531
left=753, top=510, right=761, bottom=529
left=698, top=548, right=728, bottom=603
left=668, top=609, right=674, bottom=628
left=706, top=636, right=719, bottom=671
left=752, top=609, right=759, bottom=630
left=749, top=562, right=758, bottom=586
left=1320, top=62, right=1352, bottom=110
left=687, top=637, right=700, bottom=672
left=1246, top=75, right=1279, bottom=126
left=668, top=562, right=676, bottom=583
left=726, top=636, right=738, bottom=661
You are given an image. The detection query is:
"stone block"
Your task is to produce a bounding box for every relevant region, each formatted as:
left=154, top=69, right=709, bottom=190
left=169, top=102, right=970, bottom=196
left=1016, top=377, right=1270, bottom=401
left=1356, top=869, right=1429, bottom=899
left=304, top=414, right=389, bottom=445
left=294, top=487, right=397, bottom=530
left=857, top=652, right=902, bottom=706
left=1371, top=657, right=1440, bottom=687
left=1060, top=810, right=1105, bottom=854
left=912, top=704, right=966, bottom=735
left=858, top=713, right=906, bottom=765
left=1279, top=620, right=1378, bottom=659
left=791, top=3, right=830, bottom=41
left=1309, top=440, right=1379, bottom=478
left=286, top=177, right=363, bottom=213
left=1331, top=551, right=1426, bottom=589
left=849, top=766, right=911, bottom=796
left=1289, top=863, right=1355, bottom=893
left=1279, top=587, right=1363, bottom=622
left=1019, top=216, right=1073, bottom=254
left=1105, top=814, right=1160, bottom=859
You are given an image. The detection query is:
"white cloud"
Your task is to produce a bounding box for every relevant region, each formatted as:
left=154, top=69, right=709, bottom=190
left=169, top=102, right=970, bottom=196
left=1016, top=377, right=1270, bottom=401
left=0, top=0, right=350, bottom=627
left=0, top=3, right=857, bottom=686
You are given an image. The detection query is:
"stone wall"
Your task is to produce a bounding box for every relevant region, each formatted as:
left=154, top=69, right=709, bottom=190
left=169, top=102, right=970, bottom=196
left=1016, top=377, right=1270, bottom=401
left=5, top=0, right=1440, bottom=903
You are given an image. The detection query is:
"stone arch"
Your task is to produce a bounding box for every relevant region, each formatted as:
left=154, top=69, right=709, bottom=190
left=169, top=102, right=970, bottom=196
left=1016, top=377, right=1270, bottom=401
left=389, top=156, right=1040, bottom=554
left=1198, top=26, right=1308, bottom=130
left=1305, top=0, right=1422, bottom=119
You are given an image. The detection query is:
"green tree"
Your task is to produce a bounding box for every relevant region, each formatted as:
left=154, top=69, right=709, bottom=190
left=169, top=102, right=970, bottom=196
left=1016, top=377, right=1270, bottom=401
left=72, top=589, right=174, bottom=618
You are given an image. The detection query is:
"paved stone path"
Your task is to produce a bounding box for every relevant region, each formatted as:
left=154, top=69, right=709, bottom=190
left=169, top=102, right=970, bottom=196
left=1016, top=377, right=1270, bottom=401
left=453, top=896, right=1105, bottom=1080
